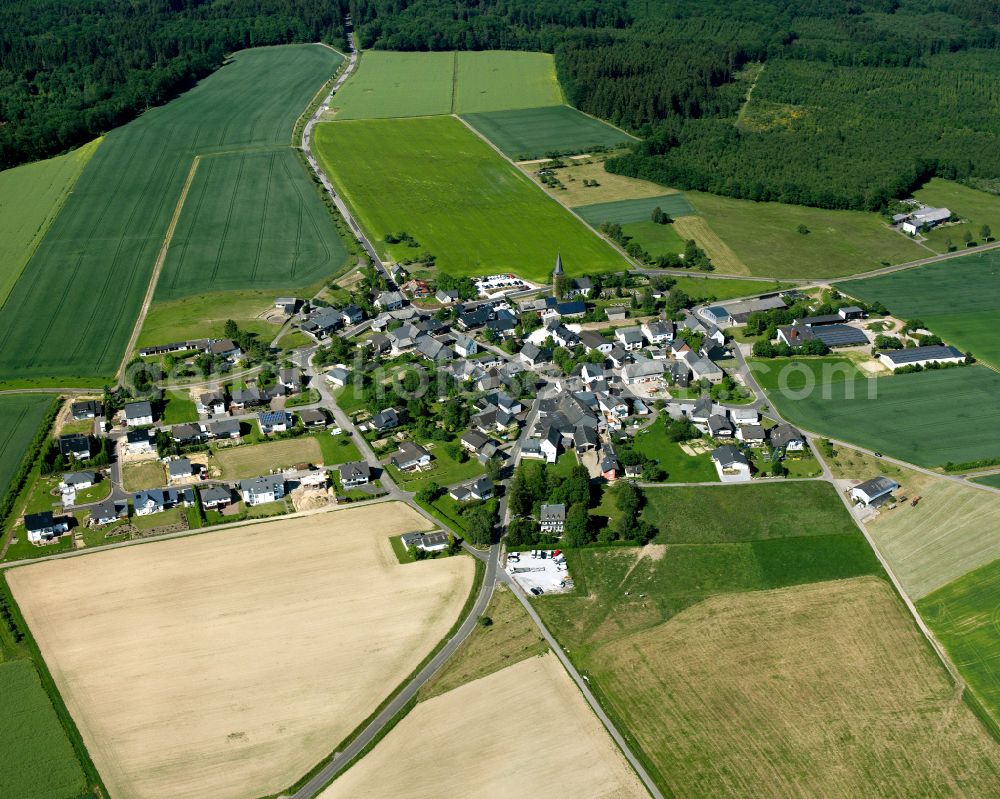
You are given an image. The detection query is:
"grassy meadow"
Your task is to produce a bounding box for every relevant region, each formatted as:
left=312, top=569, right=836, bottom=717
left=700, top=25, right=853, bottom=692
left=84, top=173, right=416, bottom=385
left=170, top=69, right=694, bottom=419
left=314, top=116, right=627, bottom=280
left=919, top=557, right=1000, bottom=731
left=631, top=420, right=717, bottom=483
left=685, top=190, right=928, bottom=278
left=0, top=44, right=342, bottom=383
left=136, top=289, right=281, bottom=346
left=619, top=220, right=686, bottom=257
left=0, top=395, right=56, bottom=507
left=454, top=51, right=563, bottom=112
left=212, top=437, right=323, bottom=480
left=837, top=250, right=1000, bottom=369
left=0, top=138, right=100, bottom=307
left=155, top=148, right=347, bottom=301
left=462, top=105, right=633, bottom=159
left=751, top=359, right=1000, bottom=468
left=668, top=275, right=790, bottom=303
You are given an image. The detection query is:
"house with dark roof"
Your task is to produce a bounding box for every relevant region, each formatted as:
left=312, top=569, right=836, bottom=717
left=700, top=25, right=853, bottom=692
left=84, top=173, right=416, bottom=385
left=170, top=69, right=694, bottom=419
left=850, top=476, right=900, bottom=507
left=24, top=511, right=70, bottom=544
left=519, top=342, right=551, bottom=367
left=539, top=503, right=566, bottom=533
left=207, top=418, right=241, bottom=439
left=132, top=488, right=194, bottom=516
left=376, top=291, right=405, bottom=310
left=123, top=401, right=154, bottom=427
left=769, top=424, right=805, bottom=452
left=91, top=499, right=127, bottom=525
left=390, top=442, right=431, bottom=471
left=197, top=391, right=227, bottom=416
left=711, top=445, right=751, bottom=482
left=171, top=423, right=205, bottom=445
left=59, top=433, right=91, bottom=460
left=778, top=324, right=869, bottom=348
left=707, top=414, right=734, bottom=438
left=258, top=411, right=292, bottom=435
left=200, top=486, right=233, bottom=510
left=239, top=475, right=286, bottom=507
left=60, top=471, right=96, bottom=491
left=298, top=408, right=328, bottom=427
left=168, top=458, right=195, bottom=482
left=125, top=429, right=156, bottom=454
left=71, top=400, right=102, bottom=420
left=339, top=461, right=371, bottom=488
left=371, top=408, right=401, bottom=432
left=449, top=476, right=494, bottom=502
left=401, top=531, right=450, bottom=553
left=879, top=345, right=964, bottom=370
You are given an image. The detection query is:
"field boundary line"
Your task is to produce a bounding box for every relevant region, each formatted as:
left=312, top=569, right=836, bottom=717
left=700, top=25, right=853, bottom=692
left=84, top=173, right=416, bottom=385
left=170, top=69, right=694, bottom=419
left=452, top=114, right=642, bottom=272
left=115, top=155, right=201, bottom=382
left=569, top=105, right=639, bottom=141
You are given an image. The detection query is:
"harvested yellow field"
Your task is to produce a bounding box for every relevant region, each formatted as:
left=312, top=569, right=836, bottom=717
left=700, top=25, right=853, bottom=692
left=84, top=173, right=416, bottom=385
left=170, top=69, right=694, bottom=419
left=526, top=157, right=677, bottom=206
left=212, top=436, right=323, bottom=479
left=866, top=472, right=1000, bottom=600
left=593, top=577, right=1000, bottom=798
left=322, top=652, right=648, bottom=799
left=672, top=215, right=749, bottom=274
left=8, top=502, right=474, bottom=799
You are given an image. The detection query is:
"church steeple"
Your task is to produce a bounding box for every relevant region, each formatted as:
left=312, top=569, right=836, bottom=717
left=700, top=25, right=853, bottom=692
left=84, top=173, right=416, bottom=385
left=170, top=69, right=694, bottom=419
left=554, top=252, right=564, bottom=276
left=552, top=252, right=564, bottom=298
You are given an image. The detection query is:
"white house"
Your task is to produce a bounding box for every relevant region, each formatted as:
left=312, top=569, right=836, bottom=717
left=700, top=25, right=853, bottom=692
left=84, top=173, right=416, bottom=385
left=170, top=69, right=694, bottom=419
left=622, top=358, right=665, bottom=385
left=454, top=335, right=478, bottom=358
left=123, top=401, right=154, bottom=427
left=197, top=392, right=227, bottom=416
left=339, top=460, right=371, bottom=488
left=901, top=206, right=951, bottom=235
left=641, top=320, right=674, bottom=345
left=539, top=503, right=566, bottom=534
left=60, top=471, right=96, bottom=491
left=24, top=512, right=71, bottom=544
left=401, top=531, right=450, bottom=553
left=616, top=326, right=644, bottom=351
left=711, top=445, right=751, bottom=483
left=326, top=367, right=351, bottom=387
left=389, top=442, right=431, bottom=471
left=240, top=475, right=286, bottom=507
left=258, top=411, right=292, bottom=435
left=736, top=424, right=766, bottom=445
left=125, top=429, right=156, bottom=455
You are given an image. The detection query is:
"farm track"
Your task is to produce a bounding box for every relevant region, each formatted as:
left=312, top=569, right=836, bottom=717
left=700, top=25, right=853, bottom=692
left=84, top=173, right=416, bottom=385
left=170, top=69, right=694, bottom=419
left=115, top=156, right=202, bottom=382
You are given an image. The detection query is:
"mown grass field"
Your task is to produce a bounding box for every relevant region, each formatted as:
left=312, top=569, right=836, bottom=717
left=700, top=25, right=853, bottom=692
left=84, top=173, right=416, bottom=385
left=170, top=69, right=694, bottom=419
left=0, top=45, right=342, bottom=383
left=575, top=194, right=696, bottom=226
left=590, top=578, right=1000, bottom=798
left=686, top=190, right=927, bottom=278
left=212, top=437, right=323, bottom=480
left=462, top=105, right=633, bottom=159
left=919, top=557, right=1000, bottom=731
left=314, top=116, right=627, bottom=280
left=632, top=420, right=717, bottom=483
left=0, top=659, right=89, bottom=799
left=136, top=289, right=281, bottom=346
left=331, top=50, right=563, bottom=120
left=0, top=138, right=100, bottom=307
left=525, top=155, right=676, bottom=206
left=669, top=275, right=790, bottom=303
left=0, top=395, right=55, bottom=507
left=330, top=51, right=454, bottom=119
left=837, top=250, right=1000, bottom=369
left=155, top=149, right=346, bottom=301
left=863, top=471, right=1000, bottom=600
left=751, top=359, right=1000, bottom=467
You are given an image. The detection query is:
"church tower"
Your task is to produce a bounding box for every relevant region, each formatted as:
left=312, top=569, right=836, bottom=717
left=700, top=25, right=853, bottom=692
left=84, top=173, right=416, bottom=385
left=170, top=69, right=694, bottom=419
left=553, top=252, right=564, bottom=298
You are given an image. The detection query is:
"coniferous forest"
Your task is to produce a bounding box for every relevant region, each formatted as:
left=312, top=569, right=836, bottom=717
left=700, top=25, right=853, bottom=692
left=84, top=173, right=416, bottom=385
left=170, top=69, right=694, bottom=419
left=6, top=0, right=1000, bottom=209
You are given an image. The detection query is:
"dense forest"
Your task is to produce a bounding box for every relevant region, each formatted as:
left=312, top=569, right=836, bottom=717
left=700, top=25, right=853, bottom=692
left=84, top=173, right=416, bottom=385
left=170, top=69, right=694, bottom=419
left=0, top=0, right=349, bottom=167
left=348, top=0, right=1000, bottom=209
left=6, top=0, right=1000, bottom=209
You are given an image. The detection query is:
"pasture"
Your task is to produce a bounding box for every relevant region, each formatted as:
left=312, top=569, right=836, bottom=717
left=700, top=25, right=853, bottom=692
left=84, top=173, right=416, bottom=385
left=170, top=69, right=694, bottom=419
left=837, top=250, right=1000, bottom=369
left=0, top=660, right=88, bottom=799
left=865, top=472, right=1000, bottom=600
left=314, top=117, right=627, bottom=280
left=155, top=149, right=347, bottom=301
left=620, top=220, right=686, bottom=257
left=589, top=578, right=1000, bottom=797
left=0, top=44, right=343, bottom=383
left=7, top=503, right=474, bottom=799
left=211, top=437, right=324, bottom=480
left=321, top=654, right=648, bottom=799
left=751, top=359, right=1000, bottom=468
left=574, top=194, right=696, bottom=226
left=137, top=289, right=281, bottom=346
left=671, top=214, right=749, bottom=274
left=327, top=51, right=454, bottom=120
left=919, top=557, right=1000, bottom=729
left=0, top=394, right=56, bottom=507
left=686, top=190, right=927, bottom=278
left=462, top=105, right=633, bottom=159
left=0, top=138, right=99, bottom=307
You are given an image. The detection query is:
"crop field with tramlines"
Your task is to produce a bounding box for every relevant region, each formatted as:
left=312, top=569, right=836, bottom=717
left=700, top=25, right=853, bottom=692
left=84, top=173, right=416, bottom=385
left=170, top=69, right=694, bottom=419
left=0, top=394, right=55, bottom=507
left=0, top=44, right=344, bottom=384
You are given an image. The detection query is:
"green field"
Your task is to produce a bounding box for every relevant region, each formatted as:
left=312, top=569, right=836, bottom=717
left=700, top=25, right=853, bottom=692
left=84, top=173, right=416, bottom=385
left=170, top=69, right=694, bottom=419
left=0, top=660, right=88, bottom=798
left=155, top=148, right=347, bottom=301
left=641, top=482, right=858, bottom=543
left=972, top=473, right=1000, bottom=488
left=331, top=51, right=563, bottom=120
left=751, top=359, right=1000, bottom=468
left=919, top=557, right=1000, bottom=730
left=0, top=139, right=100, bottom=307
left=462, top=105, right=633, bottom=160
left=620, top=220, right=686, bottom=257
left=454, top=52, right=562, bottom=113
left=574, top=194, right=696, bottom=226
left=314, top=116, right=627, bottom=280
left=331, top=51, right=454, bottom=119
left=837, top=251, right=1000, bottom=369
left=0, top=395, right=56, bottom=507
left=686, top=190, right=928, bottom=278
left=668, top=275, right=790, bottom=303
left=0, top=45, right=342, bottom=383
left=137, top=289, right=281, bottom=346
left=632, top=420, right=717, bottom=483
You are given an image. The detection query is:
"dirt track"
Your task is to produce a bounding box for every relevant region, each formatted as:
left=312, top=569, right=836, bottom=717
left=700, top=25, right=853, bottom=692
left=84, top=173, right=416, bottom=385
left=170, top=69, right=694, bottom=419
left=8, top=502, right=473, bottom=799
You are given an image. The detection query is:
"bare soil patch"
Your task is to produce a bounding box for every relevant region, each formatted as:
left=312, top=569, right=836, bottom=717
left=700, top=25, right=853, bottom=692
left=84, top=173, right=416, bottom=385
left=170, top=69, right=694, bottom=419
left=322, top=653, right=648, bottom=799
left=7, top=502, right=474, bottom=799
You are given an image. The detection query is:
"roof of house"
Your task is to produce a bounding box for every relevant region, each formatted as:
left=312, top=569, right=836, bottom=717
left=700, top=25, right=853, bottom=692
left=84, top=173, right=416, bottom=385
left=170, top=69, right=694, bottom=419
left=24, top=511, right=59, bottom=531
left=797, top=314, right=845, bottom=327
left=208, top=418, right=241, bottom=436
left=540, top=503, right=566, bottom=522
left=339, top=460, right=371, bottom=480
left=92, top=499, right=124, bottom=520
left=171, top=423, right=203, bottom=440
left=372, top=408, right=400, bottom=429
left=712, top=445, right=749, bottom=467
left=769, top=424, right=803, bottom=448
left=739, top=423, right=766, bottom=440
left=461, top=430, right=489, bottom=449
left=377, top=290, right=404, bottom=306
left=168, top=458, right=192, bottom=477
left=853, top=476, right=899, bottom=498
left=62, top=471, right=96, bottom=485
left=200, top=486, right=232, bottom=503
left=125, top=429, right=154, bottom=445
left=298, top=408, right=327, bottom=425
left=259, top=411, right=291, bottom=426
left=239, top=475, right=285, bottom=494
left=880, top=345, right=964, bottom=365
left=124, top=401, right=153, bottom=419
left=391, top=441, right=430, bottom=465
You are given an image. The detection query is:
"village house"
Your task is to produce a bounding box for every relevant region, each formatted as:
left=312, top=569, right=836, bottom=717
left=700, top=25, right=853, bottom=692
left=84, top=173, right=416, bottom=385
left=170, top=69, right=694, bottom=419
left=123, top=401, right=154, bottom=427
left=71, top=400, right=102, bottom=420
left=258, top=411, right=292, bottom=435
left=125, top=429, right=156, bottom=455
left=539, top=503, right=566, bottom=534
left=298, top=408, right=328, bottom=428
left=167, top=458, right=195, bottom=483
left=453, top=334, right=478, bottom=358
left=641, top=319, right=674, bottom=345
left=200, top=486, right=233, bottom=510
left=339, top=460, right=371, bottom=488
left=769, top=424, right=805, bottom=453
left=711, top=445, right=751, bottom=482
left=736, top=424, right=766, bottom=445
left=449, top=476, right=494, bottom=502
left=371, top=408, right=401, bottom=433
left=58, top=433, right=91, bottom=462
left=91, top=499, right=127, bottom=525
left=375, top=290, right=405, bottom=310
left=60, top=471, right=96, bottom=491
left=132, top=488, right=194, bottom=516
left=207, top=418, right=241, bottom=440
left=24, top=511, right=71, bottom=544
left=240, top=475, right=286, bottom=507
left=401, top=531, right=450, bottom=553
left=275, top=297, right=301, bottom=316
left=197, top=391, right=227, bottom=416
left=208, top=339, right=242, bottom=361
left=616, top=326, right=644, bottom=352
left=171, top=423, right=205, bottom=445
left=390, top=442, right=432, bottom=471
left=519, top=342, right=552, bottom=367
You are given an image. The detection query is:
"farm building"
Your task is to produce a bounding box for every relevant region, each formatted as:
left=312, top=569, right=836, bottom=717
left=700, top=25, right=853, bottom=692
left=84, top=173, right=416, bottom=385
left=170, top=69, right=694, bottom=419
left=879, top=345, right=965, bottom=370
left=777, top=324, right=869, bottom=348
left=849, top=476, right=900, bottom=507
left=900, top=206, right=951, bottom=235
